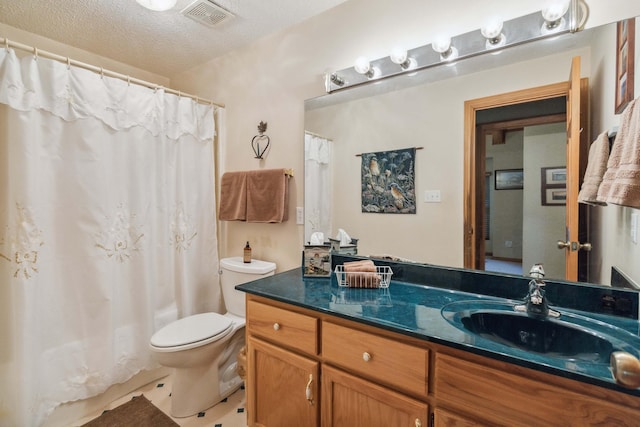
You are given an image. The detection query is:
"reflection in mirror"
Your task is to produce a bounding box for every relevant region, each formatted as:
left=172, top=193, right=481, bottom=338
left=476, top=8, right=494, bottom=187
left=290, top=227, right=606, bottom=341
left=304, top=18, right=640, bottom=291
left=304, top=131, right=333, bottom=245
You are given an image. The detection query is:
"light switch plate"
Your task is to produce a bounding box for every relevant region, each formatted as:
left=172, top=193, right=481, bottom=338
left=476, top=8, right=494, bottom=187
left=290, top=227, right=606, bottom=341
left=424, top=190, right=441, bottom=203
left=296, top=207, right=304, bottom=225
left=631, top=212, right=638, bottom=244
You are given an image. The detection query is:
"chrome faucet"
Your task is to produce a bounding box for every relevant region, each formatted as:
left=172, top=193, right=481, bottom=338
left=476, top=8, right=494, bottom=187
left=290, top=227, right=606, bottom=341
left=515, top=264, right=560, bottom=318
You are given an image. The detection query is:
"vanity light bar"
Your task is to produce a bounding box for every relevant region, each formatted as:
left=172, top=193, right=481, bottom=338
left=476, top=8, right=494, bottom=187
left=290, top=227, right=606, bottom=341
left=324, top=0, right=587, bottom=93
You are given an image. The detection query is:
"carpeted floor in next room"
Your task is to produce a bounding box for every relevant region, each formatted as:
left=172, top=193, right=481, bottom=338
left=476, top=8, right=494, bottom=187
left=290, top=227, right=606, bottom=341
left=74, top=374, right=248, bottom=427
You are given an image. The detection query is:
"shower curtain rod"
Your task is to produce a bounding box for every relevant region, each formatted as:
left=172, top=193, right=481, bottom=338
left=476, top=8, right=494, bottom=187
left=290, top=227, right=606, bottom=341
left=305, top=130, right=333, bottom=141
left=1, top=37, right=224, bottom=108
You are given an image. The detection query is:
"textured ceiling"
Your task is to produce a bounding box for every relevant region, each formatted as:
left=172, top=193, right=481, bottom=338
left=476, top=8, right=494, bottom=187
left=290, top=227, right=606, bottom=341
left=0, top=0, right=347, bottom=77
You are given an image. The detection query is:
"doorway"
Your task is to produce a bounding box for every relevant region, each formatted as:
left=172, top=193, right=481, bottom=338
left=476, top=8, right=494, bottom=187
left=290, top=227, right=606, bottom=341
left=478, top=106, right=567, bottom=277
left=463, top=68, right=589, bottom=281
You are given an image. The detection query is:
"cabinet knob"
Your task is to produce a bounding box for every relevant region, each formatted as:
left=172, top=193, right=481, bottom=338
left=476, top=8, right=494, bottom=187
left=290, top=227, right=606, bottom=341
left=415, top=418, right=422, bottom=427
left=273, top=322, right=280, bottom=331
left=362, top=352, right=371, bottom=362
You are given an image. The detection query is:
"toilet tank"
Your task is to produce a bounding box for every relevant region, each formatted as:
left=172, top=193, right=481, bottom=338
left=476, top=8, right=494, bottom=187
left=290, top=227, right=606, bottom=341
left=220, top=257, right=276, bottom=317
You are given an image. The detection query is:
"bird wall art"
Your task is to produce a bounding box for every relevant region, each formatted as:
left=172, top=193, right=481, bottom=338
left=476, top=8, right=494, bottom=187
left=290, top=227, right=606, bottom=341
left=360, top=147, right=416, bottom=214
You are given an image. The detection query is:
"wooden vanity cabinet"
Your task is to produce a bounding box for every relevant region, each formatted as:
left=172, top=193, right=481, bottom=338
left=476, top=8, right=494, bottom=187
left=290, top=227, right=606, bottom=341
left=245, top=295, right=640, bottom=427
left=246, top=299, right=320, bottom=427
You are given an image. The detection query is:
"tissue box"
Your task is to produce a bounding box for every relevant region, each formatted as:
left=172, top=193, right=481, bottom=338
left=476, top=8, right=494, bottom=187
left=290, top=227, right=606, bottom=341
left=302, top=242, right=358, bottom=277
left=302, top=245, right=332, bottom=277
left=328, top=238, right=358, bottom=255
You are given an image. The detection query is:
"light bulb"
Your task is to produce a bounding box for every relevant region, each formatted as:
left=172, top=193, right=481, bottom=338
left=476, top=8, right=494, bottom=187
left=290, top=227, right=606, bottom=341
left=481, top=18, right=506, bottom=49
left=432, top=36, right=451, bottom=54
left=541, top=0, right=570, bottom=33
left=354, top=56, right=379, bottom=79
left=432, top=36, right=458, bottom=62
left=136, top=0, right=177, bottom=11
left=542, top=0, right=570, bottom=22
left=481, top=19, right=503, bottom=39
left=390, top=47, right=408, bottom=65
left=390, top=47, right=417, bottom=71
left=354, top=56, right=371, bottom=75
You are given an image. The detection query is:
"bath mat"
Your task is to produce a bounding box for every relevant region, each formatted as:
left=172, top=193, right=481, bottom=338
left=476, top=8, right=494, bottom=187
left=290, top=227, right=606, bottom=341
left=81, top=394, right=178, bottom=427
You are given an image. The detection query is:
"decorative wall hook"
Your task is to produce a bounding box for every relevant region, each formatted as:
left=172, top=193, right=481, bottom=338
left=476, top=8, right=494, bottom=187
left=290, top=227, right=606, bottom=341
left=251, top=121, right=270, bottom=159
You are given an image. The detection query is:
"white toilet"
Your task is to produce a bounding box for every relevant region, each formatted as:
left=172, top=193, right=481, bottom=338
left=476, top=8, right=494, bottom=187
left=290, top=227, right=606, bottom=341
left=149, top=256, right=276, bottom=417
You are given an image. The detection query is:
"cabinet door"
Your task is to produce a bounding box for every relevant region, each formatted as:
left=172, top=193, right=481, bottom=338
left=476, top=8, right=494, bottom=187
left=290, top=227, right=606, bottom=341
left=433, top=408, right=484, bottom=427
left=247, top=337, right=319, bottom=427
left=322, top=364, right=428, bottom=427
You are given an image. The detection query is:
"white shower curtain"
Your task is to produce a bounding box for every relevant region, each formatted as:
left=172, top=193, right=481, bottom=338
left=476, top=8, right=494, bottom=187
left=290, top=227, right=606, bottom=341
left=304, top=132, right=332, bottom=244
left=0, top=48, right=219, bottom=426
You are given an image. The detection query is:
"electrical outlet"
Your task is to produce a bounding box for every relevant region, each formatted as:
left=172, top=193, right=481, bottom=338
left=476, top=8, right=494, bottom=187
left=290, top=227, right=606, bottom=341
left=296, top=207, right=304, bottom=225
left=424, top=190, right=441, bottom=203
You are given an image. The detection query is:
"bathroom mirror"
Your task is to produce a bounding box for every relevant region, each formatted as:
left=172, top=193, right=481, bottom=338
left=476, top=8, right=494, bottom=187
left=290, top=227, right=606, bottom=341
left=304, top=16, right=640, bottom=290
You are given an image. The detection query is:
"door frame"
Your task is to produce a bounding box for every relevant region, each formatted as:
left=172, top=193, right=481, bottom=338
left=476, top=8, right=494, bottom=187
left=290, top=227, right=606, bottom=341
left=463, top=82, right=571, bottom=271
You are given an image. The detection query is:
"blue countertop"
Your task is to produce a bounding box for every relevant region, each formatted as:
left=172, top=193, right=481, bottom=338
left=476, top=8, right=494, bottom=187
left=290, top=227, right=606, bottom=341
left=237, top=265, right=640, bottom=398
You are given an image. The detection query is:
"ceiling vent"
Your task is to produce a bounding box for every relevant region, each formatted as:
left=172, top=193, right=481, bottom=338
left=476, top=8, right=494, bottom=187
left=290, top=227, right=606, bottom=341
left=180, top=0, right=234, bottom=28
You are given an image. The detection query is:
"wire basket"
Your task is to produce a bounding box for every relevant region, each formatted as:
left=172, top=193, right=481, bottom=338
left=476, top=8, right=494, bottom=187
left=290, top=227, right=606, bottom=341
left=334, top=265, right=393, bottom=288
left=331, top=287, right=392, bottom=306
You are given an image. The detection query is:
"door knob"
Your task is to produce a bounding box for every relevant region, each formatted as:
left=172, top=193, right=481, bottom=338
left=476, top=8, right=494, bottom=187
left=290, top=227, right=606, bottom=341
left=557, top=240, right=592, bottom=251
left=579, top=242, right=592, bottom=251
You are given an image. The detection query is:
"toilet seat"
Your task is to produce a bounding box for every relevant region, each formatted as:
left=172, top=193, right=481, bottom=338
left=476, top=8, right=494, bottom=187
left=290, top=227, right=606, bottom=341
left=150, top=312, right=233, bottom=350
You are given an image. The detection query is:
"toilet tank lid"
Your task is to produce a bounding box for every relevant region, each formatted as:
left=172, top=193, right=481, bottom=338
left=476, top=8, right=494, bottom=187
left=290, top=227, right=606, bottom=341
left=220, top=257, right=276, bottom=275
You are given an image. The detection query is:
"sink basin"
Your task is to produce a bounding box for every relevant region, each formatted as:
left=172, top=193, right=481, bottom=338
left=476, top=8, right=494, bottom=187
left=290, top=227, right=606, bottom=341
left=442, top=300, right=640, bottom=363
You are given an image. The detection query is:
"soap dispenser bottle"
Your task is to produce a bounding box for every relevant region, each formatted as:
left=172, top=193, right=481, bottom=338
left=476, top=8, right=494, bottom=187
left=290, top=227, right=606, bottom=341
left=243, top=241, right=252, bottom=263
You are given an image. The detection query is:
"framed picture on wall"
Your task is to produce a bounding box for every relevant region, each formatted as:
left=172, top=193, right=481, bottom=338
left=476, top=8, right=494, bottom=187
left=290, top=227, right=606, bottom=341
left=542, top=166, right=567, bottom=186
left=541, top=166, right=567, bottom=206
left=542, top=188, right=567, bottom=205
left=615, top=19, right=635, bottom=114
left=495, top=169, right=523, bottom=190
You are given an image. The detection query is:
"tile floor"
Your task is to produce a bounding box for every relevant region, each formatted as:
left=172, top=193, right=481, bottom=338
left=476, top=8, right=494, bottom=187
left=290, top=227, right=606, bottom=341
left=74, top=374, right=248, bottom=427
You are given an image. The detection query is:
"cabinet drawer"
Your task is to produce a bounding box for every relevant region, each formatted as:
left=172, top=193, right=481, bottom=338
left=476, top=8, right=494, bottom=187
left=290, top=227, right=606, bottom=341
left=247, top=300, right=318, bottom=355
left=322, top=321, right=428, bottom=396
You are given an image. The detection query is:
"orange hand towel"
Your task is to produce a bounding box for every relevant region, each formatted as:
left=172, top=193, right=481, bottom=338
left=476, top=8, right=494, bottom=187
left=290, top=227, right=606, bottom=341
left=246, top=169, right=289, bottom=223
left=219, top=171, right=247, bottom=221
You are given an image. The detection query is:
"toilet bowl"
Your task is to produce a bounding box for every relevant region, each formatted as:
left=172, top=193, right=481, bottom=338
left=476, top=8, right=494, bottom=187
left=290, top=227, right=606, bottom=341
left=149, top=257, right=276, bottom=417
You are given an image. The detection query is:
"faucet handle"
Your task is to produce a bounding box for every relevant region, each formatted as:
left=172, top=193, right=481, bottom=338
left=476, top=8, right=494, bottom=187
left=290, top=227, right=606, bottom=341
left=529, top=263, right=545, bottom=279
